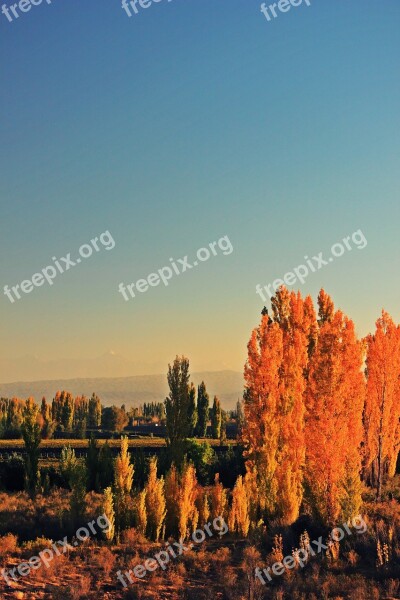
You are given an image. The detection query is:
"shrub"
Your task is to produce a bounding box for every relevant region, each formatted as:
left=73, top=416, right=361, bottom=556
left=0, top=533, right=18, bottom=557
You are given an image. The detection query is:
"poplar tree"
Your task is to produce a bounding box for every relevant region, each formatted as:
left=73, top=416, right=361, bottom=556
left=196, top=381, right=209, bottom=438
left=210, top=473, right=227, bottom=521
left=364, top=311, right=400, bottom=499
left=21, top=397, right=41, bottom=497
left=165, top=356, right=191, bottom=444
left=228, top=475, right=250, bottom=537
left=114, top=436, right=134, bottom=532
left=187, top=383, right=198, bottom=437
left=144, top=457, right=166, bottom=541
left=177, top=463, right=199, bottom=540
left=305, top=291, right=365, bottom=523
left=271, top=288, right=314, bottom=525
left=102, top=486, right=115, bottom=542
left=242, top=313, right=283, bottom=516
left=211, top=396, right=222, bottom=439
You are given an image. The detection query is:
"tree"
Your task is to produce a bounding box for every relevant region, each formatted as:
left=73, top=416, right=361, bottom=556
left=73, top=395, right=88, bottom=439
left=21, top=397, right=41, bottom=497
left=242, top=312, right=283, bottom=517
left=61, top=445, right=79, bottom=487
left=364, top=311, right=400, bottom=499
left=164, top=356, right=191, bottom=444
left=114, top=436, right=134, bottom=532
left=177, top=463, right=199, bottom=540
left=88, top=393, right=102, bottom=428
left=114, top=436, right=134, bottom=495
left=52, top=391, right=74, bottom=432
left=271, top=288, right=313, bottom=524
left=196, top=381, right=209, bottom=438
left=102, top=406, right=128, bottom=433
left=70, top=462, right=87, bottom=526
left=187, top=383, right=198, bottom=437
left=144, top=457, right=166, bottom=541
left=60, top=443, right=87, bottom=524
left=209, top=473, right=227, bottom=522
left=40, top=397, right=54, bottom=439
left=236, top=400, right=245, bottom=437
left=102, top=486, right=115, bottom=542
left=165, top=464, right=180, bottom=537
left=228, top=475, right=250, bottom=537
left=211, top=396, right=222, bottom=439
left=305, top=291, right=365, bottom=523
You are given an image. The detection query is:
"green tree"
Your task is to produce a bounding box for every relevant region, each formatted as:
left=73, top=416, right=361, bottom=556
left=188, top=383, right=198, bottom=437
left=101, top=406, right=128, bottom=433
left=21, top=398, right=41, bottom=497
left=164, top=356, right=191, bottom=444
left=70, top=462, right=87, bottom=527
left=196, top=381, right=209, bottom=438
left=211, top=396, right=222, bottom=439
left=88, top=393, right=102, bottom=428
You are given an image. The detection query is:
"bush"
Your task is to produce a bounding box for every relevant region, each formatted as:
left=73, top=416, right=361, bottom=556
left=0, top=533, right=18, bottom=557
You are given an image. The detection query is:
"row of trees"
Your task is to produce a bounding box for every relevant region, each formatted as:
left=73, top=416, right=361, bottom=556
left=1, top=381, right=228, bottom=441
left=101, top=437, right=247, bottom=542
left=0, top=393, right=102, bottom=439
left=164, top=357, right=226, bottom=443
left=242, top=287, right=400, bottom=527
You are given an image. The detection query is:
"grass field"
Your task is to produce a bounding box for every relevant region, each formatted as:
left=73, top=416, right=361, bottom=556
left=0, top=438, right=236, bottom=449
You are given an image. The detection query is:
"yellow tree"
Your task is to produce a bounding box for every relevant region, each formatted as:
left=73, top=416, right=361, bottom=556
left=243, top=287, right=315, bottom=524
left=242, top=314, right=283, bottom=516
left=144, top=457, right=166, bottom=541
left=209, top=473, right=228, bottom=522
left=165, top=464, right=180, bottom=537
left=305, top=291, right=365, bottom=523
left=364, top=311, right=400, bottom=499
left=228, top=475, right=250, bottom=537
left=271, top=288, right=315, bottom=524
left=195, top=488, right=210, bottom=528
left=135, top=489, right=147, bottom=535
left=114, top=436, right=134, bottom=532
left=102, top=486, right=115, bottom=542
left=177, top=463, right=199, bottom=540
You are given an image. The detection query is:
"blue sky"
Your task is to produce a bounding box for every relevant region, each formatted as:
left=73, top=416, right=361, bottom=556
left=1, top=0, right=399, bottom=377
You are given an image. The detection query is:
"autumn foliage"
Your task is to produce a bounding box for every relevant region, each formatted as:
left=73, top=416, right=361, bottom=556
left=242, top=287, right=400, bottom=528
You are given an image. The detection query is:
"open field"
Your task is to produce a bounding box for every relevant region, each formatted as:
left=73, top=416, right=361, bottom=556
left=0, top=438, right=236, bottom=450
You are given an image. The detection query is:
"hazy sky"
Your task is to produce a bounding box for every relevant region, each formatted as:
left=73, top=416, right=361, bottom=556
left=1, top=0, right=399, bottom=378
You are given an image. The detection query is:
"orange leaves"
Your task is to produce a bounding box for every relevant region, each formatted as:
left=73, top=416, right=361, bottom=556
left=364, top=311, right=400, bottom=497
left=305, top=303, right=365, bottom=523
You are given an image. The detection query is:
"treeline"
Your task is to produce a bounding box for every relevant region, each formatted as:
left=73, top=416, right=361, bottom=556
left=240, top=287, right=400, bottom=528
left=0, top=393, right=102, bottom=439
left=0, top=382, right=235, bottom=441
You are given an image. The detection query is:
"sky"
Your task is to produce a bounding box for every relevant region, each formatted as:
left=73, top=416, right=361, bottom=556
left=0, top=0, right=399, bottom=380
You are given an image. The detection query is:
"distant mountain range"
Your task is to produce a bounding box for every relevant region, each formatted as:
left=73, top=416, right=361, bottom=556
left=0, top=370, right=244, bottom=411
left=0, top=352, right=168, bottom=383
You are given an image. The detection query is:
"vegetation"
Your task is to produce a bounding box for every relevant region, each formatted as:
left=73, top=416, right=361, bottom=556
left=0, top=287, right=399, bottom=598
